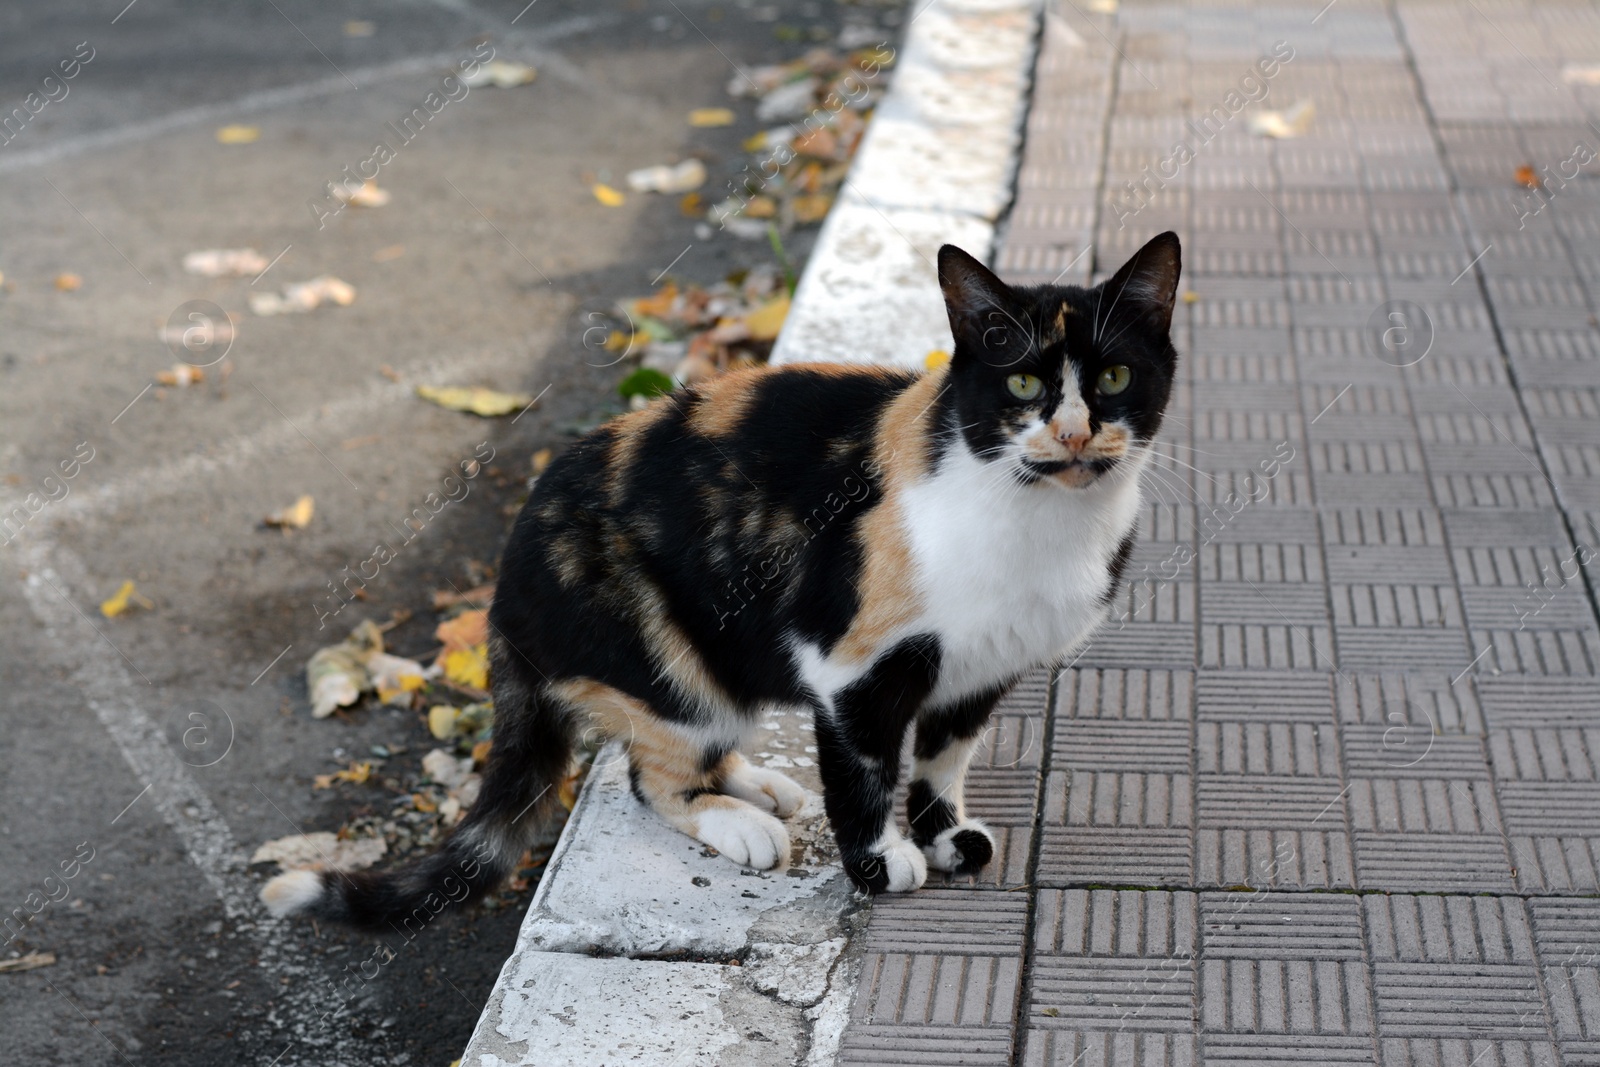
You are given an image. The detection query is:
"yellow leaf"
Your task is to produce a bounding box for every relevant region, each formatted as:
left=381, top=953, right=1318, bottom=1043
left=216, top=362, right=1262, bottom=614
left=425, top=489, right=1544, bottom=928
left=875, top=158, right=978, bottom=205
left=743, top=195, right=777, bottom=219
left=443, top=645, right=490, bottom=691
left=688, top=107, right=735, bottom=127
left=531, top=448, right=554, bottom=476
left=741, top=131, right=768, bottom=152
left=471, top=739, right=493, bottom=766
left=416, top=384, right=534, bottom=417
left=265, top=494, right=315, bottom=529
left=791, top=194, right=833, bottom=223
left=428, top=705, right=461, bottom=740
left=592, top=183, right=626, bottom=207
left=743, top=294, right=790, bottom=342
left=924, top=349, right=951, bottom=371
left=411, top=793, right=438, bottom=813
left=314, top=761, right=373, bottom=788
left=100, top=580, right=152, bottom=618
left=54, top=272, right=82, bottom=291
left=216, top=124, right=260, bottom=144
left=1182, top=291, right=1199, bottom=305
left=435, top=609, right=489, bottom=652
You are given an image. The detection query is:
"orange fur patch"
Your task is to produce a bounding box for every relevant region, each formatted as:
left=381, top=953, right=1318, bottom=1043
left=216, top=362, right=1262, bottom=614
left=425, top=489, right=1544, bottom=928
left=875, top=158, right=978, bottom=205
left=687, top=368, right=764, bottom=438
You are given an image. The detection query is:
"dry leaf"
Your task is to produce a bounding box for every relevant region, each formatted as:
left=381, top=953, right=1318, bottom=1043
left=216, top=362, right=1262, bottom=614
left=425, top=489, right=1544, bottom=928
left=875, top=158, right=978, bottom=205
left=436, top=609, right=489, bottom=652
left=216, top=125, right=260, bottom=145
left=592, top=183, right=626, bottom=207
left=0, top=952, right=56, bottom=974
left=156, top=363, right=205, bottom=387
left=441, top=645, right=489, bottom=691
left=313, top=761, right=373, bottom=789
left=1182, top=291, right=1200, bottom=305
left=411, top=793, right=438, bottom=813
left=471, top=739, right=493, bottom=765
left=251, top=832, right=386, bottom=871
left=423, top=748, right=474, bottom=789
left=416, top=384, right=533, bottom=417
left=183, top=248, right=270, bottom=277
left=531, top=448, right=553, bottom=476
left=462, top=60, right=536, bottom=89
left=791, top=194, right=832, bottom=222
left=1515, top=164, right=1541, bottom=189
left=249, top=275, right=355, bottom=316
left=1248, top=100, right=1314, bottom=139
left=334, top=180, right=390, bottom=208
left=743, top=195, right=778, bottom=219
left=368, top=652, right=430, bottom=704
left=264, top=494, right=314, bottom=529
left=626, top=160, right=707, bottom=194
left=100, top=580, right=153, bottom=618
left=306, top=619, right=385, bottom=717
left=54, top=273, right=82, bottom=291
left=743, top=294, right=790, bottom=341
left=428, top=705, right=460, bottom=740
left=688, top=107, right=736, bottom=127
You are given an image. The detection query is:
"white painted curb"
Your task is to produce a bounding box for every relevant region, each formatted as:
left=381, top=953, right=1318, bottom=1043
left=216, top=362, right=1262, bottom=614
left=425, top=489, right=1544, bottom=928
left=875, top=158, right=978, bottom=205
left=461, top=3, right=1043, bottom=1063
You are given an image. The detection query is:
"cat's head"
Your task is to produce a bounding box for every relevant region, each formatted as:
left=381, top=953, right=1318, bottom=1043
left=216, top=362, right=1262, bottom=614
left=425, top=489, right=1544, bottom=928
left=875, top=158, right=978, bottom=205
left=936, top=232, right=1180, bottom=489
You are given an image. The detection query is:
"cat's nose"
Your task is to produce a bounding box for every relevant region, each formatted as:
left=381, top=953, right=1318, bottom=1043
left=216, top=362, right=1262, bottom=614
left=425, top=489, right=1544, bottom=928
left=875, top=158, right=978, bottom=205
left=1052, top=420, right=1092, bottom=451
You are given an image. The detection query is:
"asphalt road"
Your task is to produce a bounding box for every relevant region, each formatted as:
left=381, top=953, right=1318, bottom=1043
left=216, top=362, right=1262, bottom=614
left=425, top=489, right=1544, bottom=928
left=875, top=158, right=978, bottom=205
left=0, top=1, right=896, bottom=1063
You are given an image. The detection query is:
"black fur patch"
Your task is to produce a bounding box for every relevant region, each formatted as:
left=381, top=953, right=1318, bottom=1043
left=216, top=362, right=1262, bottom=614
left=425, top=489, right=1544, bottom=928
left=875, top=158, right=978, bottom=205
left=949, top=828, right=994, bottom=872
left=906, top=779, right=958, bottom=845
left=1102, top=530, right=1137, bottom=606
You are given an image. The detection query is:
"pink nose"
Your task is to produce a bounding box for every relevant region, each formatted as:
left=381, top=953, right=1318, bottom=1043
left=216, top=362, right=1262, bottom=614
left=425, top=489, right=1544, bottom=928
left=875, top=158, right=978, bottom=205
left=1053, top=422, right=1092, bottom=450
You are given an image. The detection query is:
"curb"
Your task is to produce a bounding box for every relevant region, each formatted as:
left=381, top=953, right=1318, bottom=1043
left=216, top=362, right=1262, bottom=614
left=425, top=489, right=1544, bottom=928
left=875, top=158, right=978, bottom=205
left=461, top=3, right=1043, bottom=1063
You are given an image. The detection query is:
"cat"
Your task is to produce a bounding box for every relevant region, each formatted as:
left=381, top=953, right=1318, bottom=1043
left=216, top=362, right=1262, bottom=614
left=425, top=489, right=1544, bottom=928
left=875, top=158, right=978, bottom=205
left=262, top=231, right=1181, bottom=927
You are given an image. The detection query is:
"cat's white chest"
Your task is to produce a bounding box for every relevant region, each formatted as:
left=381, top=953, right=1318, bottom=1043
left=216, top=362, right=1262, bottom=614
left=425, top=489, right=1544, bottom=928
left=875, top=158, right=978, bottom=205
left=900, top=447, right=1141, bottom=704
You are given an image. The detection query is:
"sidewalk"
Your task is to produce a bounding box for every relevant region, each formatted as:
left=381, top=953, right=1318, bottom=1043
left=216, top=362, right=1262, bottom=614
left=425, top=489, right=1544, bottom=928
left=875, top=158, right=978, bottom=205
left=836, top=2, right=1600, bottom=1065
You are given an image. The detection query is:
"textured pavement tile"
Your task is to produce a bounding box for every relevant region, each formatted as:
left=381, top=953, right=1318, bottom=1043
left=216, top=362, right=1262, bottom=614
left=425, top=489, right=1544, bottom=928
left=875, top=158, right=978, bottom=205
left=1034, top=889, right=1198, bottom=959
left=1020, top=1030, right=1197, bottom=1067
left=836, top=1024, right=1014, bottom=1067
left=850, top=952, right=1021, bottom=1027
left=863, top=891, right=1030, bottom=956
left=1352, top=831, right=1515, bottom=892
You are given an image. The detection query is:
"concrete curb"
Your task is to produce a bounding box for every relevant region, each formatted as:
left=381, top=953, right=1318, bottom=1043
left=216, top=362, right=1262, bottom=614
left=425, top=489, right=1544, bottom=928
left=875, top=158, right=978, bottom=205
left=461, top=3, right=1043, bottom=1062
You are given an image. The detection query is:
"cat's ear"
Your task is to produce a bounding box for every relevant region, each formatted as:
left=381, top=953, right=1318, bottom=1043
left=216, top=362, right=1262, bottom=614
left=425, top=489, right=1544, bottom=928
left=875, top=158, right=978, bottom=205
left=1099, top=231, right=1182, bottom=338
left=938, top=244, right=1018, bottom=361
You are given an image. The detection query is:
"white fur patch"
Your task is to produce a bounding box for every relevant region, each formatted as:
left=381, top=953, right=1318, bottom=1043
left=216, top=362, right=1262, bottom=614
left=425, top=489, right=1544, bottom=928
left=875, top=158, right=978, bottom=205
left=923, top=819, right=994, bottom=872
left=260, top=869, right=323, bottom=917
left=695, top=805, right=791, bottom=870
left=722, top=763, right=810, bottom=818
left=870, top=824, right=928, bottom=893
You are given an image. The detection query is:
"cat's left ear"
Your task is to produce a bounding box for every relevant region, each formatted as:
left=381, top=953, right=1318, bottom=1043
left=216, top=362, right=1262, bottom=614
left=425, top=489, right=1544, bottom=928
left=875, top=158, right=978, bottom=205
left=938, top=244, right=1019, bottom=361
left=1100, top=231, right=1182, bottom=337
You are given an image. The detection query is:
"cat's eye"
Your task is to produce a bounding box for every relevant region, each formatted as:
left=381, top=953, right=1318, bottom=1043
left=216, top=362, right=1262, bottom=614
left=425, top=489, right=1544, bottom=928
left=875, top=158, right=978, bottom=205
left=1098, top=365, right=1133, bottom=395
left=1006, top=374, right=1043, bottom=401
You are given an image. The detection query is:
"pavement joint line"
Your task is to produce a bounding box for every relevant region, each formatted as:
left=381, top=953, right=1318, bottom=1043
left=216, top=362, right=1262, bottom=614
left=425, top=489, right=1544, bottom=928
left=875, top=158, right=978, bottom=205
left=1308, top=383, right=1351, bottom=424
left=43, top=176, right=152, bottom=285
left=251, top=643, right=296, bottom=686
left=1064, top=2, right=1159, bottom=90
left=442, top=174, right=554, bottom=285
left=109, top=783, right=152, bottom=825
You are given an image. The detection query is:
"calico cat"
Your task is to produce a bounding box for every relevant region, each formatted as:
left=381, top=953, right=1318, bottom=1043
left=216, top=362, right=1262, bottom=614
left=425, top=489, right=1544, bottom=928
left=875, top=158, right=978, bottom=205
left=262, top=231, right=1181, bottom=926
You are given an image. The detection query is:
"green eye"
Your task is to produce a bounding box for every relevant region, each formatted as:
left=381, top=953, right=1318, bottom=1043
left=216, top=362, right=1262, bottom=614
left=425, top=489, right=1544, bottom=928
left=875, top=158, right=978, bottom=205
left=1098, top=365, right=1132, bottom=395
left=1006, top=373, right=1043, bottom=401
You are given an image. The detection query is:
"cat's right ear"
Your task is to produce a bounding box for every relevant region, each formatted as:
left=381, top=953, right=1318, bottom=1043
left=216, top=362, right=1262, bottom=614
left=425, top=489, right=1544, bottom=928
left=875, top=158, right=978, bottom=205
left=938, top=245, right=1018, bottom=363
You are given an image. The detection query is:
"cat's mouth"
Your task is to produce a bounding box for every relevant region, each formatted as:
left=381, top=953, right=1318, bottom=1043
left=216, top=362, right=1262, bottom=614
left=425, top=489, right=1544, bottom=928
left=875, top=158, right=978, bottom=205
left=1019, top=456, right=1116, bottom=486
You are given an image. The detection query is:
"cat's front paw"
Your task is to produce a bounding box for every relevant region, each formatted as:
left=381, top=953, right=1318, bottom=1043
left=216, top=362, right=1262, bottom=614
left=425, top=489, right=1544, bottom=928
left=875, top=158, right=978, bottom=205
left=845, top=834, right=928, bottom=894
left=694, top=804, right=791, bottom=870
left=922, top=820, right=995, bottom=873
left=722, top=763, right=809, bottom=818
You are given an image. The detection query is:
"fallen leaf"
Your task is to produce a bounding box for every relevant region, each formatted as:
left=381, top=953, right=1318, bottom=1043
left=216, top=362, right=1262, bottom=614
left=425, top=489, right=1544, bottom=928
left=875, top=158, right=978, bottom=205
left=264, top=494, right=315, bottom=530
left=592, top=183, right=626, bottom=207
left=1515, top=164, right=1541, bottom=189
left=1248, top=100, right=1314, bottom=139
left=791, top=194, right=832, bottom=222
left=216, top=125, right=260, bottom=145
left=100, top=580, right=153, bottom=618
left=251, top=831, right=386, bottom=871
left=156, top=363, right=206, bottom=387
left=422, top=748, right=474, bottom=789
left=371, top=244, right=405, bottom=262
left=0, top=952, right=56, bottom=974
left=680, top=192, right=704, bottom=217
left=313, top=761, right=373, bottom=789
left=743, top=195, right=778, bottom=219
left=1182, top=291, right=1200, bottom=305
left=431, top=583, right=495, bottom=610
left=183, top=248, right=270, bottom=277
left=471, top=739, right=493, bottom=765
left=416, top=384, right=533, bottom=417
left=617, top=367, right=674, bottom=400
left=626, top=159, right=707, bottom=194
left=436, top=609, right=489, bottom=652
left=306, top=619, right=385, bottom=717
left=742, top=294, right=790, bottom=341
left=924, top=349, right=951, bottom=371
left=248, top=275, right=355, bottom=315
left=462, top=60, right=537, bottom=89
left=368, top=652, right=430, bottom=704
left=411, top=793, right=438, bottom=813
left=428, top=705, right=460, bottom=740
left=54, top=273, right=82, bottom=291
left=344, top=19, right=375, bottom=36
left=531, top=448, right=554, bottom=476
left=333, top=180, right=390, bottom=208
left=442, top=645, right=490, bottom=691
left=688, top=107, right=736, bottom=127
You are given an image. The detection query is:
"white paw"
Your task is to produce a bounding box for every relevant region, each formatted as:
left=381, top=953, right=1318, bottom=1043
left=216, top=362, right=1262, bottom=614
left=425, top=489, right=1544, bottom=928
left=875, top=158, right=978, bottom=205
left=922, top=820, right=996, bottom=873
left=695, top=804, right=791, bottom=870
left=722, top=763, right=809, bottom=818
left=879, top=834, right=929, bottom=892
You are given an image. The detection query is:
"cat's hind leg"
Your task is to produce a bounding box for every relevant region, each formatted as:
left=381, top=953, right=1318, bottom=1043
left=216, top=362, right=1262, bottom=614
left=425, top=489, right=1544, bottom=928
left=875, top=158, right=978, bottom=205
left=717, top=750, right=808, bottom=817
left=909, top=688, right=1007, bottom=873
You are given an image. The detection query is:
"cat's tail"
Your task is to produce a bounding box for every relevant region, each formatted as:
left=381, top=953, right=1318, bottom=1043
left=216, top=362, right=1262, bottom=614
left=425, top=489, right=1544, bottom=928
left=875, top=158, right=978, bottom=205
left=259, top=637, right=574, bottom=931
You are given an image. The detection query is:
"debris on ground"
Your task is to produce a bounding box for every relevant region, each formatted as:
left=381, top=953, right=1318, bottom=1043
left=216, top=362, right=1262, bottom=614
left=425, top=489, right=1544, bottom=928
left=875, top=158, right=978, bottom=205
left=183, top=248, right=270, bottom=277
left=332, top=180, right=391, bottom=208
left=215, top=124, right=260, bottom=145
left=314, top=761, right=373, bottom=789
left=306, top=619, right=388, bottom=717
left=1561, top=62, right=1600, bottom=85
left=592, top=183, right=626, bottom=207
left=1248, top=99, right=1314, bottom=139
left=626, top=159, right=708, bottom=194
left=54, top=273, right=82, bottom=292
left=344, top=19, right=374, bottom=37
left=688, top=107, right=736, bottom=127
left=0, top=952, right=57, bottom=975
left=248, top=275, right=355, bottom=316
left=251, top=831, right=387, bottom=872
left=415, top=384, right=534, bottom=417
left=263, top=494, right=314, bottom=530
left=1515, top=164, right=1541, bottom=189
left=609, top=264, right=792, bottom=392
left=462, top=60, right=536, bottom=89
left=156, top=363, right=205, bottom=387
left=100, top=580, right=153, bottom=619
left=432, top=583, right=495, bottom=610
left=372, top=244, right=405, bottom=262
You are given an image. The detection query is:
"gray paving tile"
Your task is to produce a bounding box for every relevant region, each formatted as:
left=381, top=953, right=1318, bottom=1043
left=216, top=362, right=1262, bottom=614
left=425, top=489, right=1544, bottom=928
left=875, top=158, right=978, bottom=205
left=1020, top=1030, right=1197, bottom=1067
left=862, top=891, right=1030, bottom=956
left=851, top=953, right=1021, bottom=1027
